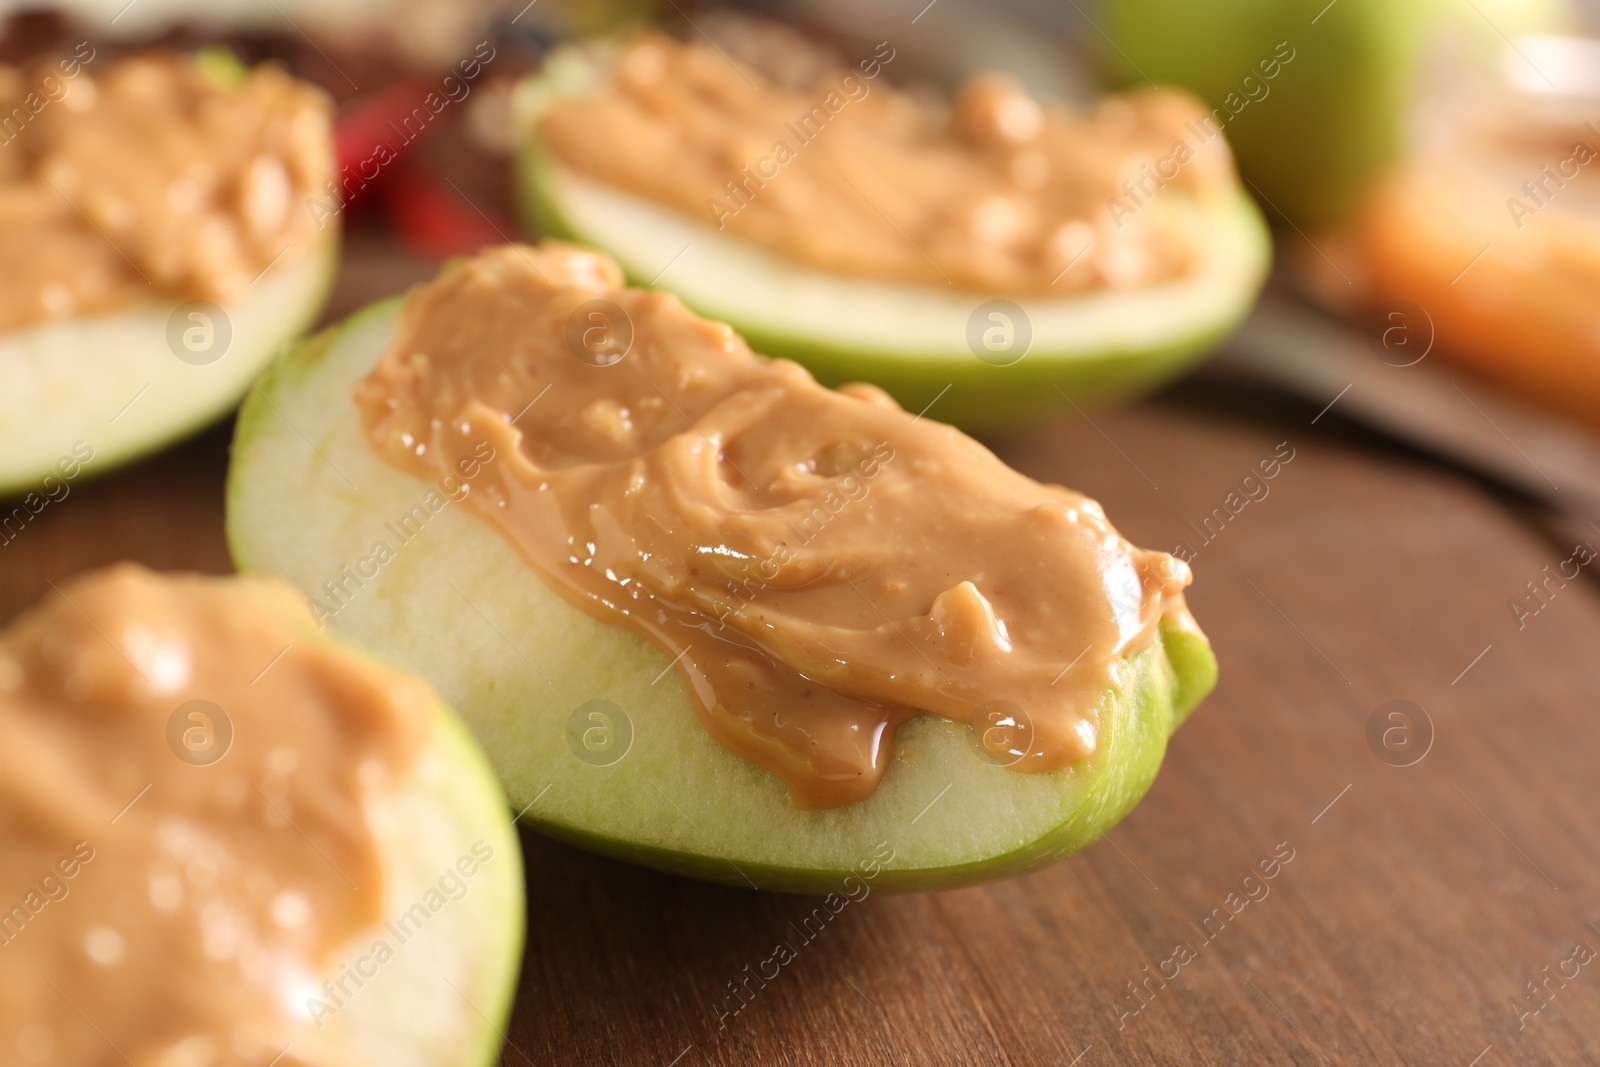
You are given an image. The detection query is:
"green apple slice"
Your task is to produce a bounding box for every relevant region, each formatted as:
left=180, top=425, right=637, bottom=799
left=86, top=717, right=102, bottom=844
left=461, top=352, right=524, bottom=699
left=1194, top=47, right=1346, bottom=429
left=0, top=239, right=337, bottom=497
left=1, top=576, right=521, bottom=1066
left=322, top=690, right=525, bottom=1067
left=510, top=45, right=1271, bottom=429
left=226, top=290, right=1217, bottom=894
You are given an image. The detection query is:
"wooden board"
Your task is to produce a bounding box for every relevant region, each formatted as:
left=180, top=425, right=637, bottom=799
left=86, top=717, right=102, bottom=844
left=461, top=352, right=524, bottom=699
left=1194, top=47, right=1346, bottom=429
left=10, top=349, right=1599, bottom=1066
left=495, top=386, right=1600, bottom=1067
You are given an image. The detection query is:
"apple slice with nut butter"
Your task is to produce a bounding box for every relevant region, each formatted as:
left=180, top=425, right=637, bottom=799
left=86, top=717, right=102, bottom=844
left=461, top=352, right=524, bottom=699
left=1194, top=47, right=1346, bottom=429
left=226, top=241, right=1217, bottom=893
left=511, top=31, right=1270, bottom=429
left=0, top=565, right=523, bottom=1067
left=0, top=49, right=339, bottom=497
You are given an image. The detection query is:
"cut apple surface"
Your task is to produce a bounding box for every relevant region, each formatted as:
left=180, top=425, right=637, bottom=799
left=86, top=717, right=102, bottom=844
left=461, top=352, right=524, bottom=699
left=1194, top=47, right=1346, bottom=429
left=329, top=693, right=526, bottom=1067
left=512, top=45, right=1272, bottom=429
left=227, top=293, right=1217, bottom=894
left=0, top=240, right=337, bottom=497
left=0, top=565, right=523, bottom=1067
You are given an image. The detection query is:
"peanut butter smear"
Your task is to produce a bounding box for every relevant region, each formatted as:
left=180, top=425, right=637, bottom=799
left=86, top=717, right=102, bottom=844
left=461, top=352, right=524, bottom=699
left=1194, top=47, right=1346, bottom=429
left=536, top=32, right=1237, bottom=294
left=0, top=565, right=430, bottom=1067
left=356, top=244, right=1193, bottom=807
left=0, top=52, right=333, bottom=334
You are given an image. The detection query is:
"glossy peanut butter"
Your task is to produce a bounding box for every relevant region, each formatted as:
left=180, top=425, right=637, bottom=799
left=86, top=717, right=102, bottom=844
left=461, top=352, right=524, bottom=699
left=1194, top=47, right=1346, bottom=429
left=0, top=565, right=429, bottom=1067
left=537, top=32, right=1235, bottom=294
left=0, top=52, right=333, bottom=333
left=355, top=244, right=1192, bottom=807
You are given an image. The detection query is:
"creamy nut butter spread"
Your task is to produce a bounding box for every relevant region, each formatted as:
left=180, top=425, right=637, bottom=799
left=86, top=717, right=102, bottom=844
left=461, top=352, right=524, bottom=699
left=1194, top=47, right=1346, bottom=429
left=0, top=565, right=429, bottom=1067
left=0, top=52, right=333, bottom=333
left=536, top=32, right=1236, bottom=294
left=356, top=244, right=1194, bottom=807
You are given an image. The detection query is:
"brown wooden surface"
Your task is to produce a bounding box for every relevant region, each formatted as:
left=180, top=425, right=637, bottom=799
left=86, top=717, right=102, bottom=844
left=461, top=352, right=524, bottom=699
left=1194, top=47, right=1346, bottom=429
left=10, top=288, right=1600, bottom=1064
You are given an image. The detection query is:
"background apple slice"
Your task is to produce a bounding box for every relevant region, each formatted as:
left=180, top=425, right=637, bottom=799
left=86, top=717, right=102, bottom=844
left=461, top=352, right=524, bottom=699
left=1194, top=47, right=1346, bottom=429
left=0, top=567, right=522, bottom=1066
left=227, top=293, right=1217, bottom=894
left=0, top=239, right=337, bottom=497
left=327, top=695, right=526, bottom=1067
left=510, top=45, right=1271, bottom=430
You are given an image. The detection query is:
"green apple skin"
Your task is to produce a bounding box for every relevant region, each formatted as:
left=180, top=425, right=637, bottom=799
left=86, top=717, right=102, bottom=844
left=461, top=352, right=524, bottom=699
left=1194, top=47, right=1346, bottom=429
left=227, top=293, right=1218, bottom=896
left=1103, top=0, right=1428, bottom=230
left=519, top=144, right=1263, bottom=428
left=427, top=710, right=525, bottom=1067
left=336, top=692, right=526, bottom=1067
left=0, top=238, right=338, bottom=500
left=509, top=51, right=1271, bottom=432
left=516, top=0, right=662, bottom=38
left=2, top=579, right=524, bottom=1067
left=529, top=624, right=1213, bottom=893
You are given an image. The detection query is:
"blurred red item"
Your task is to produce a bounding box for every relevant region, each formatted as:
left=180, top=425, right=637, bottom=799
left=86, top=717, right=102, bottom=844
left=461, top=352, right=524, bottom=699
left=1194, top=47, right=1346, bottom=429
left=381, top=168, right=510, bottom=258
left=332, top=77, right=513, bottom=257
left=331, top=78, right=438, bottom=220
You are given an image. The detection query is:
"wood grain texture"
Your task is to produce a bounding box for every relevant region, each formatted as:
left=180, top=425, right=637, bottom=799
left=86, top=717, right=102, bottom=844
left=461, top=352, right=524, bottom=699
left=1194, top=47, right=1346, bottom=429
left=491, top=390, right=1600, bottom=1067
left=9, top=351, right=1597, bottom=1065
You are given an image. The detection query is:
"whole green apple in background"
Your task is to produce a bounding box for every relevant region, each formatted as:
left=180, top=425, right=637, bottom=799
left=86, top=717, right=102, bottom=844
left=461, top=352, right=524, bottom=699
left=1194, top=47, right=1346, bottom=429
left=1100, top=0, right=1568, bottom=230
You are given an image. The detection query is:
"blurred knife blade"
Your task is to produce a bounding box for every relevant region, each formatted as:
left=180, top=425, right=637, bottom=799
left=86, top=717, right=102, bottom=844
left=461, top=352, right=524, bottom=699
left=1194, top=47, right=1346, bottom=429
left=1215, top=296, right=1600, bottom=521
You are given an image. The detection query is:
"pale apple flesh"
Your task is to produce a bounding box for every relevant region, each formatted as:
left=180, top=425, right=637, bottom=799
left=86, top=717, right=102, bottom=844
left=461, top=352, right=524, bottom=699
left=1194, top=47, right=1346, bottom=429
left=510, top=46, right=1272, bottom=429
left=226, top=296, right=1217, bottom=894
left=0, top=240, right=337, bottom=498
left=326, top=696, right=526, bottom=1067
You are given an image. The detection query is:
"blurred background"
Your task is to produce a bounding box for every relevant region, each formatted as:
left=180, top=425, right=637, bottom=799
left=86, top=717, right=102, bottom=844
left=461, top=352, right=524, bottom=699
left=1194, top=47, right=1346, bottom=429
left=6, top=0, right=1600, bottom=557
left=6, top=1, right=1600, bottom=1062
